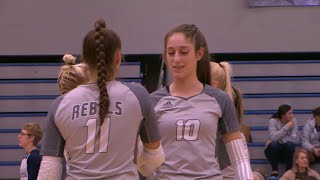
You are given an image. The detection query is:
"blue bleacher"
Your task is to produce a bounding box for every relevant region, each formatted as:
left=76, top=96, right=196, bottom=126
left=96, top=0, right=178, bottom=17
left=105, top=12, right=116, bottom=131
left=1, top=58, right=320, bottom=179
left=231, top=60, right=320, bottom=176
left=0, top=62, right=142, bottom=179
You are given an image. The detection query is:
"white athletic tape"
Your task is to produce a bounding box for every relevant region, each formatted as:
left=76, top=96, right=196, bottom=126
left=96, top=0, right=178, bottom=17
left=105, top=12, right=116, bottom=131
left=225, top=139, right=253, bottom=180
left=137, top=142, right=165, bottom=176
left=37, top=156, right=63, bottom=180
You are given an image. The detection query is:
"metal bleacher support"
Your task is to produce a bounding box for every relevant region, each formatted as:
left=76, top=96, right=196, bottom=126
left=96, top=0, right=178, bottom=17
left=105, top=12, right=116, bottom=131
left=231, top=60, right=320, bottom=176
left=0, top=62, right=142, bottom=179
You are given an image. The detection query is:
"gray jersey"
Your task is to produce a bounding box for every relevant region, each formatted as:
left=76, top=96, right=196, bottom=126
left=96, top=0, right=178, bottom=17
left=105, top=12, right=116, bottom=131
left=41, top=81, right=160, bottom=180
left=147, top=85, right=239, bottom=180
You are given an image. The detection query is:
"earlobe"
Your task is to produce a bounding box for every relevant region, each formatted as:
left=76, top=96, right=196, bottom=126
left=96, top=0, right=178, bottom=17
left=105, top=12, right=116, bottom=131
left=196, top=47, right=204, bottom=61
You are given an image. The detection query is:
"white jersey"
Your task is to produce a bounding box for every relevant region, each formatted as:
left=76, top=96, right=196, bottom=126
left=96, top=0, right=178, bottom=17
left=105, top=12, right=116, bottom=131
left=41, top=81, right=160, bottom=179
left=147, top=85, right=240, bottom=180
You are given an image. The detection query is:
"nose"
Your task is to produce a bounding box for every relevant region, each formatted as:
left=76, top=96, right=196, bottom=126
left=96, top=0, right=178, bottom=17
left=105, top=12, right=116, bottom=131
left=173, top=52, right=181, bottom=63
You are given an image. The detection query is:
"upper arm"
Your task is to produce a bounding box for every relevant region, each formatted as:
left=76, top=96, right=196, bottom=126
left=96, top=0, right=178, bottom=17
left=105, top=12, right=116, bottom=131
left=40, top=97, right=65, bottom=157
left=268, top=119, right=278, bottom=134
left=127, top=84, right=161, bottom=144
left=302, top=122, right=311, bottom=137
left=27, top=154, right=42, bottom=179
left=217, top=93, right=240, bottom=135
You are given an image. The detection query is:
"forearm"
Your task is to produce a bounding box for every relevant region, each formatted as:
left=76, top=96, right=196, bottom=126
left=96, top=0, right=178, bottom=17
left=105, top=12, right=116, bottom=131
left=137, top=140, right=165, bottom=176
left=37, top=156, right=64, bottom=180
left=225, top=138, right=253, bottom=179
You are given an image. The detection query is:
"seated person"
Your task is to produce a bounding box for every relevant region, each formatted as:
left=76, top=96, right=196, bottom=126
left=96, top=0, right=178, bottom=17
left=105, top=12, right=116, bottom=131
left=264, top=104, right=298, bottom=178
left=302, top=106, right=320, bottom=163
left=281, top=149, right=320, bottom=180
left=252, top=170, right=267, bottom=180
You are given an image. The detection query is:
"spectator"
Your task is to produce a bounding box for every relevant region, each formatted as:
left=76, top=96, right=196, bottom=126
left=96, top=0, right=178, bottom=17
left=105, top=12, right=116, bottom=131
left=252, top=170, right=267, bottom=180
left=281, top=149, right=320, bottom=180
left=18, top=123, right=43, bottom=180
left=264, top=104, right=298, bottom=178
left=302, top=106, right=320, bottom=163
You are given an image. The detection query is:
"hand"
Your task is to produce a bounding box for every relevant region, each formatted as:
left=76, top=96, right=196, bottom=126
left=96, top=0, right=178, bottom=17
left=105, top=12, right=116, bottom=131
left=286, top=121, right=294, bottom=129
left=265, top=140, right=271, bottom=148
left=312, top=148, right=320, bottom=157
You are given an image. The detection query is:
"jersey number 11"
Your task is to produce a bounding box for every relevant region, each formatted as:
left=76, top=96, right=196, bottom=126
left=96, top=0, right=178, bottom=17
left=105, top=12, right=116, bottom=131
left=85, top=118, right=110, bottom=153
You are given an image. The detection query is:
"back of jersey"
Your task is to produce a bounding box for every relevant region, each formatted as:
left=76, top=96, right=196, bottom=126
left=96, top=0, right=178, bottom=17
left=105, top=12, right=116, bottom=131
left=43, top=81, right=153, bottom=179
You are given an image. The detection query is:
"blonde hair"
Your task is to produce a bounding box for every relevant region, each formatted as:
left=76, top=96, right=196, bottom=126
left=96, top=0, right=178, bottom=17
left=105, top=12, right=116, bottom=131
left=210, top=61, right=244, bottom=124
left=58, top=54, right=88, bottom=94
left=210, top=61, right=233, bottom=100
left=22, top=123, right=43, bottom=146
left=292, top=149, right=310, bottom=173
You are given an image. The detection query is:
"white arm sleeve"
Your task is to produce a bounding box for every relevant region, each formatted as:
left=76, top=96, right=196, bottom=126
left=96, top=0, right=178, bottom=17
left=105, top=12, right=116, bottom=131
left=37, top=156, right=64, bottom=180
left=225, top=138, right=253, bottom=180
left=137, top=140, right=165, bottom=176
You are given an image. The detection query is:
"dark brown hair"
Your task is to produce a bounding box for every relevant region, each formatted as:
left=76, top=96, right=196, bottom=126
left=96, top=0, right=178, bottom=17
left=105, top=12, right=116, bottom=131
left=271, top=104, right=291, bottom=119
left=82, top=19, right=121, bottom=125
left=163, top=24, right=211, bottom=84
left=312, top=106, right=320, bottom=117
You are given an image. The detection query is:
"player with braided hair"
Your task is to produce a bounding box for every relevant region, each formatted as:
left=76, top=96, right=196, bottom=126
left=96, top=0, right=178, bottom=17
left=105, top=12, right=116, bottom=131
left=37, top=19, right=164, bottom=179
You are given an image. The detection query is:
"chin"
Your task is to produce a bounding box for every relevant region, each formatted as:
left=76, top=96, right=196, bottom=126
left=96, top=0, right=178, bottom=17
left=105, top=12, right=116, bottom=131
left=172, top=74, right=185, bottom=79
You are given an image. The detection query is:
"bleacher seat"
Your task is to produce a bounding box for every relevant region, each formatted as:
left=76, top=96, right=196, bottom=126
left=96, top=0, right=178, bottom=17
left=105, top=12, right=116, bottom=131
left=231, top=60, right=320, bottom=176
left=0, top=62, right=142, bottom=179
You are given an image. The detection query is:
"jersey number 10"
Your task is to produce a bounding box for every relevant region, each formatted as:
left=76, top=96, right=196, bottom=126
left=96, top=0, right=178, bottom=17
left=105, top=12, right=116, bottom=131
left=176, top=119, right=200, bottom=141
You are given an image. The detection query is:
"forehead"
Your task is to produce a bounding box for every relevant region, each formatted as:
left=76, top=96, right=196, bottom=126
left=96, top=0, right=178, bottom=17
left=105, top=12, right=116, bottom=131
left=21, top=128, right=29, bottom=132
left=166, top=33, right=194, bottom=49
left=285, top=109, right=293, bottom=114
left=298, top=152, right=307, bottom=157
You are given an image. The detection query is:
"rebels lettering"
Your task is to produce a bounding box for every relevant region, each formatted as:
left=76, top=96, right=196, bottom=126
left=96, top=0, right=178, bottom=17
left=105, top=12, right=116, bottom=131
left=72, top=101, right=122, bottom=120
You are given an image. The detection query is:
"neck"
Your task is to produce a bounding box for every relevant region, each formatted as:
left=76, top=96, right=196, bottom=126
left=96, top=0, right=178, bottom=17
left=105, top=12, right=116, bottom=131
left=24, top=144, right=36, bottom=155
left=170, top=77, right=203, bottom=97
left=87, top=69, right=115, bottom=84
left=280, top=118, right=287, bottom=124
left=298, top=167, right=307, bottom=173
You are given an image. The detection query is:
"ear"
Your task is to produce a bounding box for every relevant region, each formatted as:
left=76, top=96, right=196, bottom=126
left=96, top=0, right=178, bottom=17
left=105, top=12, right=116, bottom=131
left=211, top=80, right=219, bottom=88
left=196, top=47, right=204, bottom=61
left=114, top=49, right=122, bottom=66
left=29, top=135, right=35, bottom=142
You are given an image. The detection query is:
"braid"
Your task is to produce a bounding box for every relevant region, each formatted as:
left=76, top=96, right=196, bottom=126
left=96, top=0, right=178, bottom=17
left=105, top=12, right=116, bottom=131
left=82, top=19, right=122, bottom=126
left=95, top=21, right=110, bottom=126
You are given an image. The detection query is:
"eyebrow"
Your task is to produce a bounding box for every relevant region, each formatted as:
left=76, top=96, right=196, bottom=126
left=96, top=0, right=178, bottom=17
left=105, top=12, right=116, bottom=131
left=167, top=46, right=191, bottom=50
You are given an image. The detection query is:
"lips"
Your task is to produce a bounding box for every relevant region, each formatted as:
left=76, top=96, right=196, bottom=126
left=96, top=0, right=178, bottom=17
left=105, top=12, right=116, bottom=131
left=173, top=65, right=184, bottom=69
